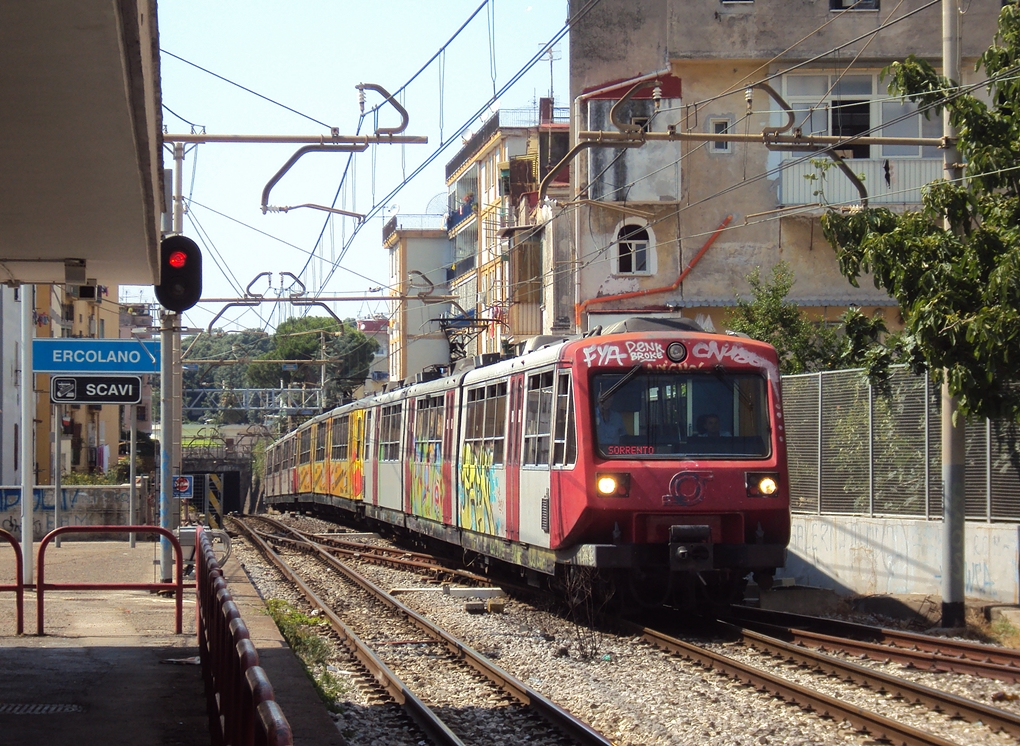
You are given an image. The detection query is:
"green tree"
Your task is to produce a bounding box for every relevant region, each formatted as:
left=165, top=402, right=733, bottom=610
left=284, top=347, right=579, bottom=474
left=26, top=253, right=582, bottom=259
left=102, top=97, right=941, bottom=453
left=246, top=317, right=378, bottom=406
left=822, top=6, right=1020, bottom=422
left=724, top=262, right=890, bottom=375
left=178, top=329, right=272, bottom=423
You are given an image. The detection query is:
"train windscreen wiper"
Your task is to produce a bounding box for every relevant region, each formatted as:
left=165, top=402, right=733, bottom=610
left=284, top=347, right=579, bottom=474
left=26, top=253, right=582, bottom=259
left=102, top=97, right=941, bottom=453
left=599, top=364, right=642, bottom=404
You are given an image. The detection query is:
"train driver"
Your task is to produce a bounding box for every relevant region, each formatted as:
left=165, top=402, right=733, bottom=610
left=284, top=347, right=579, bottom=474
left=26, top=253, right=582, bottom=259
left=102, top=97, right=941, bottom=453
left=596, top=393, right=627, bottom=444
left=696, top=413, right=731, bottom=437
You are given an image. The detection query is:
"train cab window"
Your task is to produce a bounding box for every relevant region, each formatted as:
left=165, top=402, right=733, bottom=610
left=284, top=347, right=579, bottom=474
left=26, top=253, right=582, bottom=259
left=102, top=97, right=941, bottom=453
left=465, top=383, right=507, bottom=465
left=593, top=370, right=770, bottom=459
left=379, top=403, right=403, bottom=461
left=299, top=429, right=312, bottom=464
left=331, top=414, right=350, bottom=461
left=524, top=371, right=555, bottom=466
left=315, top=423, right=327, bottom=462
left=552, top=371, right=576, bottom=467
left=415, top=395, right=446, bottom=458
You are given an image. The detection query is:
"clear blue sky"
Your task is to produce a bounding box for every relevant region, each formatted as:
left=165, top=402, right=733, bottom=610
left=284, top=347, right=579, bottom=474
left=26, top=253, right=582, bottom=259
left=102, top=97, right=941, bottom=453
left=132, top=1, right=571, bottom=334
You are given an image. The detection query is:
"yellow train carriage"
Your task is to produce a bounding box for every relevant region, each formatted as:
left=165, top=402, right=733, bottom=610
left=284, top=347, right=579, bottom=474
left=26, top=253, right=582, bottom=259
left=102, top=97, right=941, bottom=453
left=295, top=424, right=313, bottom=494
left=311, top=418, right=329, bottom=496
left=327, top=407, right=366, bottom=501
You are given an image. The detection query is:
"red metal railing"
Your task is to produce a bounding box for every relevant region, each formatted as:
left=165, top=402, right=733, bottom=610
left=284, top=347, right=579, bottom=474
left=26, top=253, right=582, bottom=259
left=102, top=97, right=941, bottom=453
left=196, top=526, right=293, bottom=746
left=36, top=525, right=184, bottom=635
left=0, top=528, right=24, bottom=634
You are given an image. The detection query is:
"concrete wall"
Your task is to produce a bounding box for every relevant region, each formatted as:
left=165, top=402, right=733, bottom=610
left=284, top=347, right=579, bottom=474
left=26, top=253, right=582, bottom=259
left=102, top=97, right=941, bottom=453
left=569, top=0, right=999, bottom=90
left=778, top=515, right=1020, bottom=603
left=0, top=485, right=155, bottom=541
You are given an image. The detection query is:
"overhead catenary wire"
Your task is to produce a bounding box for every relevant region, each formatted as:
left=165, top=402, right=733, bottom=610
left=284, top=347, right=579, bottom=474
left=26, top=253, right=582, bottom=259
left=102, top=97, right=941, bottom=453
left=313, top=0, right=931, bottom=301
left=312, top=0, right=607, bottom=296
left=161, top=48, right=334, bottom=130
left=170, top=0, right=957, bottom=333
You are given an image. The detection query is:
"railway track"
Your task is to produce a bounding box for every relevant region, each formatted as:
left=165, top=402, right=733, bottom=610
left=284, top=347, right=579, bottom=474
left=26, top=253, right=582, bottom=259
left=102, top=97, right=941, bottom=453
left=231, top=515, right=612, bottom=746
left=265, top=518, right=494, bottom=585
left=626, top=617, right=1020, bottom=746
left=726, top=605, right=1020, bottom=682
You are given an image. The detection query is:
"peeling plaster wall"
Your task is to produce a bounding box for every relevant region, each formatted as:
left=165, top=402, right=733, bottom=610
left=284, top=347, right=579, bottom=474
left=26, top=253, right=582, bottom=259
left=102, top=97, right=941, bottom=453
left=664, top=0, right=998, bottom=62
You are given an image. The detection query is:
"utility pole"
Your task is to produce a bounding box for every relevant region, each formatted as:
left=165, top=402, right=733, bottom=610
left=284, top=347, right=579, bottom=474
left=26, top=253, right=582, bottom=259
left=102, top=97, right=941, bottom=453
left=19, top=284, right=34, bottom=584
left=941, top=0, right=966, bottom=630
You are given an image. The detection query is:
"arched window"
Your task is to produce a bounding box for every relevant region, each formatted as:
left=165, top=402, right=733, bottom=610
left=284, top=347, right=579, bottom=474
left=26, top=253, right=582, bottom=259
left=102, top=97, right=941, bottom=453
left=616, top=224, right=650, bottom=274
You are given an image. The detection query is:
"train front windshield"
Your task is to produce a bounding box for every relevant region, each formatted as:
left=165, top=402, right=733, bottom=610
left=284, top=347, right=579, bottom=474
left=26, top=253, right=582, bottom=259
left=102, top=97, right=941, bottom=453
left=593, top=370, right=771, bottom=459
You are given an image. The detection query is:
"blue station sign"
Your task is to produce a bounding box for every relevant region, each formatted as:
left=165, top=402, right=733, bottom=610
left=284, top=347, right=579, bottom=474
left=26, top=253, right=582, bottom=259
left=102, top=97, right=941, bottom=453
left=33, top=339, right=161, bottom=374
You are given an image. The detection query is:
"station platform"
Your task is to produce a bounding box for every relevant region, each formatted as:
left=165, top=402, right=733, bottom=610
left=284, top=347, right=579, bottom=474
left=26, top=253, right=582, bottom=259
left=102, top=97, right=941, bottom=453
left=0, top=539, right=344, bottom=746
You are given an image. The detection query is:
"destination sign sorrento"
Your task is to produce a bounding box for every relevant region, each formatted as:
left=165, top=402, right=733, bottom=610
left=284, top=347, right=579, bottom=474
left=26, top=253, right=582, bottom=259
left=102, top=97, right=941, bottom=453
left=33, top=339, right=161, bottom=374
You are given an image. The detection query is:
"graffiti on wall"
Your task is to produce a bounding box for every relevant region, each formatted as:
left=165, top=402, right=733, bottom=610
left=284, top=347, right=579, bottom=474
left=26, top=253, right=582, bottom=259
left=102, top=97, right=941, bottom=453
left=0, top=485, right=150, bottom=540
left=458, top=444, right=502, bottom=535
left=411, top=441, right=444, bottom=522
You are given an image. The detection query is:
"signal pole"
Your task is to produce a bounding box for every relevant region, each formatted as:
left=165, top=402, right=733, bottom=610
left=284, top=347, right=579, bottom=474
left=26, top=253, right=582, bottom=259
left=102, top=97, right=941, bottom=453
left=159, top=141, right=185, bottom=582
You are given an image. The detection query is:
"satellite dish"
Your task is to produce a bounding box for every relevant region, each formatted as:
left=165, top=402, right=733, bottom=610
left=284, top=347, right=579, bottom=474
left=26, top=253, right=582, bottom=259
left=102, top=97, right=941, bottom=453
left=426, top=192, right=448, bottom=215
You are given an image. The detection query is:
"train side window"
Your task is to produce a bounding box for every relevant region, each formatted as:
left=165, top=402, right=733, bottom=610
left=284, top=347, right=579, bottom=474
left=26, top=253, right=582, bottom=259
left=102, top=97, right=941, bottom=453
left=363, top=410, right=374, bottom=461
left=331, top=414, right=350, bottom=461
left=315, top=423, right=327, bottom=462
left=524, top=370, right=554, bottom=467
left=464, top=384, right=506, bottom=466
left=379, top=403, right=403, bottom=461
left=299, top=429, right=312, bottom=464
left=415, top=395, right=444, bottom=458
left=552, top=371, right=576, bottom=467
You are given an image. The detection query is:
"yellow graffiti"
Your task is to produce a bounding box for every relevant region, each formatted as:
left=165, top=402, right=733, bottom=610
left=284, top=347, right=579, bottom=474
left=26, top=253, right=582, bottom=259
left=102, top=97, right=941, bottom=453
left=458, top=443, right=501, bottom=535
left=297, top=464, right=312, bottom=493
left=411, top=441, right=444, bottom=521
left=351, top=410, right=364, bottom=500
left=312, top=461, right=327, bottom=495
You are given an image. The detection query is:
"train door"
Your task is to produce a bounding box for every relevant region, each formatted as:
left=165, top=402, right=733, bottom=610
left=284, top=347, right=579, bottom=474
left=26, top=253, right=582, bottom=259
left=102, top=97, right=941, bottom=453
left=313, top=420, right=328, bottom=499
left=546, top=369, right=577, bottom=548
left=504, top=373, right=525, bottom=541
left=328, top=414, right=343, bottom=499
left=364, top=407, right=378, bottom=505
left=410, top=394, right=446, bottom=524
left=442, top=389, right=457, bottom=524
left=518, top=369, right=555, bottom=547
left=375, top=402, right=404, bottom=511
left=297, top=427, right=313, bottom=494
left=458, top=382, right=508, bottom=538
left=350, top=409, right=365, bottom=501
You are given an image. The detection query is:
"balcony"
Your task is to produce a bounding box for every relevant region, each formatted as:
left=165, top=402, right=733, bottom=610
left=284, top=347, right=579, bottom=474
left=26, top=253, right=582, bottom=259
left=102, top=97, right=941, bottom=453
left=382, top=214, right=446, bottom=244
left=781, top=157, right=943, bottom=208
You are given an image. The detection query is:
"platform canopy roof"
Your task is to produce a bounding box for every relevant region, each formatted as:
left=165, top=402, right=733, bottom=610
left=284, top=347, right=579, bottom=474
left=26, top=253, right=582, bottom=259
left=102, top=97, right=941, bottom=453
left=0, top=0, right=163, bottom=287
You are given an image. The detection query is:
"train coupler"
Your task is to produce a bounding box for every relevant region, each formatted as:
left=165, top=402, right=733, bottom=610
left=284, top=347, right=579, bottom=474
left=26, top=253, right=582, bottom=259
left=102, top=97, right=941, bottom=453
left=668, top=524, right=713, bottom=572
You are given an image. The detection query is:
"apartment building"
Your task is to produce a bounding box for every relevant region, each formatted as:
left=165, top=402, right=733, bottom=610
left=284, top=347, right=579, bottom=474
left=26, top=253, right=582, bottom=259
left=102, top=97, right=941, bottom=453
left=559, top=0, right=1002, bottom=333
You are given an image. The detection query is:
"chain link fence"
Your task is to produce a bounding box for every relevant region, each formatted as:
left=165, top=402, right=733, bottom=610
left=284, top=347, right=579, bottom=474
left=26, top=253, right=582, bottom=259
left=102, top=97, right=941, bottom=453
left=783, top=367, right=1020, bottom=521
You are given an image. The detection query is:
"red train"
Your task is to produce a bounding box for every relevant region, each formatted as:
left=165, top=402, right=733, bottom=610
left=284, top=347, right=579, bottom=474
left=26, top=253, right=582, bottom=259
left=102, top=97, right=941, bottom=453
left=265, top=317, right=789, bottom=605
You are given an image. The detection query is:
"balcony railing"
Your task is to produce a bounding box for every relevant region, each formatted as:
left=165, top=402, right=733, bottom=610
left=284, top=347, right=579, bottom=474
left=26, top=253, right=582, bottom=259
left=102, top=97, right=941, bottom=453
left=382, top=214, right=447, bottom=243
left=780, top=157, right=943, bottom=207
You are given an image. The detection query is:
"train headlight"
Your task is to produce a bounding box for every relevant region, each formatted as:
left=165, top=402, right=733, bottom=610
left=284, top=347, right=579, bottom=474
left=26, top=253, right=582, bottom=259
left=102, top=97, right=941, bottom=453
left=596, top=473, right=630, bottom=497
left=666, top=342, right=687, bottom=363
left=746, top=472, right=780, bottom=497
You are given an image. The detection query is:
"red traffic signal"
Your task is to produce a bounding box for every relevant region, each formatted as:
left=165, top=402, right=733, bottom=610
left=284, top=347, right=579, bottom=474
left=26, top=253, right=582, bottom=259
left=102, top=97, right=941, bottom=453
left=156, top=235, right=203, bottom=313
